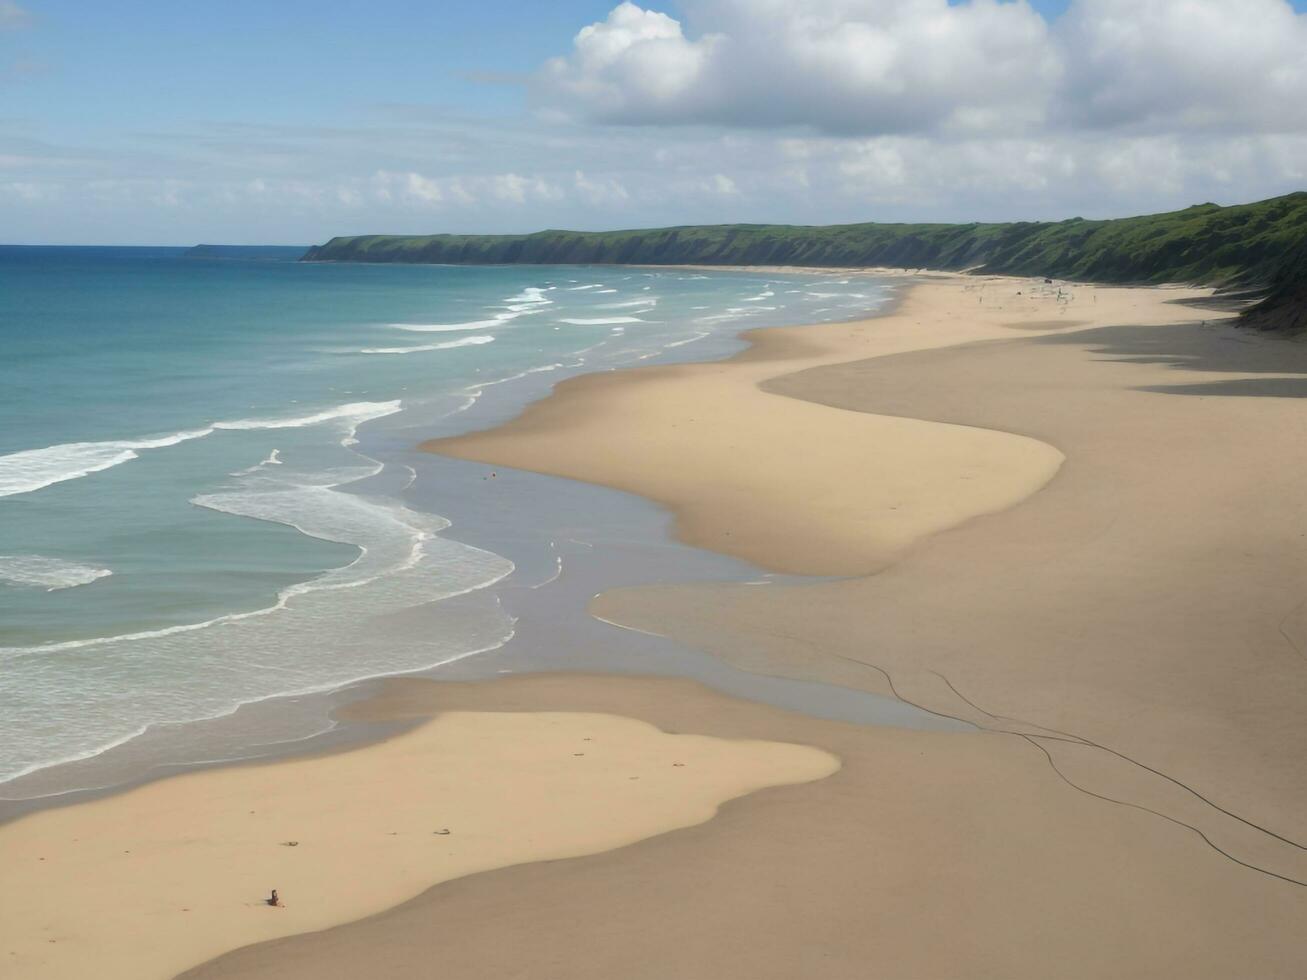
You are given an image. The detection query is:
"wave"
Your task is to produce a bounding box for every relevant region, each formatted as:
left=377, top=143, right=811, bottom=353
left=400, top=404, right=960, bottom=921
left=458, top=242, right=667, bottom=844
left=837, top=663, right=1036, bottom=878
left=389, top=307, right=529, bottom=332
left=559, top=316, right=646, bottom=326
left=505, top=287, right=552, bottom=307
left=213, top=401, right=400, bottom=433
left=0, top=401, right=401, bottom=499
left=598, top=298, right=658, bottom=309
left=387, top=318, right=502, bottom=332
left=567, top=284, right=605, bottom=291
left=0, top=470, right=515, bottom=784
left=742, top=290, right=775, bottom=301
left=355, top=335, right=496, bottom=355
left=0, top=555, right=112, bottom=591
left=0, top=428, right=213, bottom=498
left=230, top=448, right=284, bottom=477
left=664, top=330, right=713, bottom=349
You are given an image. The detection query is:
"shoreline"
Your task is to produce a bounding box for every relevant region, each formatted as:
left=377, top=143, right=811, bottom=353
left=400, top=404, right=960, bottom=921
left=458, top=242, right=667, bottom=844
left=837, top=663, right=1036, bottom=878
left=8, top=270, right=1307, bottom=978
left=0, top=265, right=899, bottom=815
left=428, top=272, right=1078, bottom=576
left=1, top=680, right=837, bottom=980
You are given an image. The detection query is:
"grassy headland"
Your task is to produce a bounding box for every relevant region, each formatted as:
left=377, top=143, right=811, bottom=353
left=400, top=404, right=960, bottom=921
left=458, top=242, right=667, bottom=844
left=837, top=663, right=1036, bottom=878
left=304, top=192, right=1307, bottom=330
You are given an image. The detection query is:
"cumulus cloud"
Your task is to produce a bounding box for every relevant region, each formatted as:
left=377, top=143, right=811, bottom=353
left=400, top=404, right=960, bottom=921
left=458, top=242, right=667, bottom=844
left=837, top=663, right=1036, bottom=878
left=541, top=0, right=1307, bottom=137
left=1059, top=0, right=1307, bottom=132
left=542, top=0, right=1059, bottom=134
left=6, top=0, right=1307, bottom=245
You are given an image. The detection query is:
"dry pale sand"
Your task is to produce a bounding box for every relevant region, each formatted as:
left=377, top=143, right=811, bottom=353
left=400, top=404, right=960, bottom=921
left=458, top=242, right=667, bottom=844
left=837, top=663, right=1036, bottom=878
left=587, top=281, right=1307, bottom=883
left=431, top=275, right=1075, bottom=576
left=0, top=708, right=835, bottom=979
left=19, top=273, right=1307, bottom=980
left=381, top=274, right=1301, bottom=974
left=185, top=673, right=1307, bottom=980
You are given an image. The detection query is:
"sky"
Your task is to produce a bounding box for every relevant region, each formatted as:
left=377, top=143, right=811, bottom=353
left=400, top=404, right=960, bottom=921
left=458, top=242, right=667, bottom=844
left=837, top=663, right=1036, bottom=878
left=4, top=0, right=1307, bottom=244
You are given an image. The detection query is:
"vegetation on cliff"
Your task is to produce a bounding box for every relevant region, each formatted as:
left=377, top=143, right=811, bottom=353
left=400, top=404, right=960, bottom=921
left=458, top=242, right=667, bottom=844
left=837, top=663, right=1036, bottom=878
left=304, top=193, right=1307, bottom=331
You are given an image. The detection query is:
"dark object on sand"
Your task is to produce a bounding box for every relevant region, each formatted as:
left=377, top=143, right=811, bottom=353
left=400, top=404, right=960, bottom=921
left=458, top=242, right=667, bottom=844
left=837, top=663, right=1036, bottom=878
left=267, top=889, right=282, bottom=907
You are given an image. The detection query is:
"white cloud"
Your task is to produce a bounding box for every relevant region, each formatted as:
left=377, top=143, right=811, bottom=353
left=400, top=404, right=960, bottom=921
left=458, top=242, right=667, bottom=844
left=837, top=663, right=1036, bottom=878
left=541, top=0, right=1307, bottom=137
left=367, top=170, right=563, bottom=209
left=1060, top=0, right=1307, bottom=132
left=543, top=3, right=716, bottom=122
left=574, top=169, right=631, bottom=207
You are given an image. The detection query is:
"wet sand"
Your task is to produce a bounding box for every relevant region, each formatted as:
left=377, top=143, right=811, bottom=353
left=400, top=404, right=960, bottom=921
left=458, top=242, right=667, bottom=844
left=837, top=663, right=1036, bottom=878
left=194, top=275, right=1306, bottom=977
left=185, top=673, right=1307, bottom=980
left=12, top=272, right=1307, bottom=978
left=0, top=701, right=834, bottom=979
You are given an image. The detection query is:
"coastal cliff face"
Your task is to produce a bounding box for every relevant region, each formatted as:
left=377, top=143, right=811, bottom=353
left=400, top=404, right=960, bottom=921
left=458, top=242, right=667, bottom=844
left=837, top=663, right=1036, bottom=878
left=1243, top=239, right=1307, bottom=333
left=304, top=192, right=1307, bottom=332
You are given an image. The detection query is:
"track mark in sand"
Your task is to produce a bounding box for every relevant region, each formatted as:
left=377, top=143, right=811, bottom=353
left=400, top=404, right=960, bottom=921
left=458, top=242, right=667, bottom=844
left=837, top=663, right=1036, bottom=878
left=743, top=626, right=1307, bottom=887
left=930, top=670, right=1307, bottom=856
left=923, top=670, right=1307, bottom=888
left=1276, top=596, right=1307, bottom=664
left=1017, top=734, right=1307, bottom=889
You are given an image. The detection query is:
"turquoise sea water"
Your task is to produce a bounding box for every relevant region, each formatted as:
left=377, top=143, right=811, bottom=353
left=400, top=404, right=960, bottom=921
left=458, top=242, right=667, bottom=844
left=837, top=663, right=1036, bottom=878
left=0, top=246, right=889, bottom=788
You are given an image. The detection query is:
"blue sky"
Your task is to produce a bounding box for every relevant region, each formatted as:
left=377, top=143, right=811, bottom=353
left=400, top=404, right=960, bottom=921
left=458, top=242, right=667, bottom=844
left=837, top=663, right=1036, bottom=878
left=4, top=0, right=1307, bottom=244
left=5, top=2, right=1119, bottom=133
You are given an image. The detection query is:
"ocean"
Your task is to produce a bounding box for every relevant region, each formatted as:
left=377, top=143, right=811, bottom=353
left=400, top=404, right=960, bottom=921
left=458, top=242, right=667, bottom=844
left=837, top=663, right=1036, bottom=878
left=0, top=246, right=893, bottom=796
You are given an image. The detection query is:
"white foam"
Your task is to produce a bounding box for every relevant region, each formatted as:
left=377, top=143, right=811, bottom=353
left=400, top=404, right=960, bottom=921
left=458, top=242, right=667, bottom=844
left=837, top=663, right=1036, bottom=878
left=598, top=298, right=658, bottom=309
left=567, top=284, right=605, bottom=291
left=742, top=290, right=775, bottom=301
left=213, top=401, right=401, bottom=445
left=559, top=316, right=646, bottom=326
left=505, top=287, right=552, bottom=306
left=356, top=335, right=496, bottom=355
left=462, top=361, right=564, bottom=397
left=0, top=465, right=515, bottom=784
left=387, top=318, right=501, bottom=332
left=0, top=556, right=112, bottom=591
left=230, top=448, right=283, bottom=477
left=0, top=429, right=212, bottom=498
left=389, top=310, right=525, bottom=332
left=0, top=402, right=401, bottom=499
left=664, top=330, right=713, bottom=349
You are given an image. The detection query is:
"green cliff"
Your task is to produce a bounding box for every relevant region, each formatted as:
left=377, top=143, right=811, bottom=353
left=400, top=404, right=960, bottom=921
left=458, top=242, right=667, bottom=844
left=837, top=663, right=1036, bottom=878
left=305, top=192, right=1307, bottom=331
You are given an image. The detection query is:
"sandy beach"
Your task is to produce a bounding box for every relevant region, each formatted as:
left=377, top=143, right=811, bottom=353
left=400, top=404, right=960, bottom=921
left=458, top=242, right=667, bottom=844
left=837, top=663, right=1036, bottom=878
left=186, top=672, right=1307, bottom=980
left=5, top=272, right=1307, bottom=978
left=0, top=703, right=835, bottom=978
